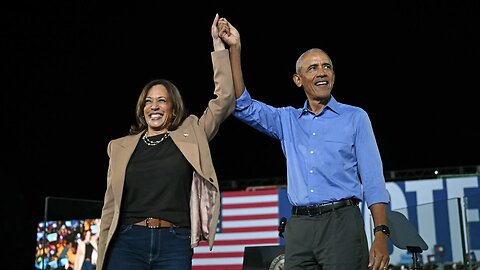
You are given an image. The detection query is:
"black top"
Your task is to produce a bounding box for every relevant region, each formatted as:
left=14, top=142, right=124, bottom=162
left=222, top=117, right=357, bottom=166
left=120, top=134, right=193, bottom=227
left=84, top=243, right=93, bottom=260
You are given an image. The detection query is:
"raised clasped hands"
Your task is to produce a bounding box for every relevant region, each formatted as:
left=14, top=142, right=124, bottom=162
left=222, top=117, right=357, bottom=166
left=211, top=14, right=240, bottom=49
left=211, top=13, right=229, bottom=50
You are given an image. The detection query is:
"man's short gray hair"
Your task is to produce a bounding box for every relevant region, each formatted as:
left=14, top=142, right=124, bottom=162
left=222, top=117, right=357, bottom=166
left=295, top=48, right=332, bottom=74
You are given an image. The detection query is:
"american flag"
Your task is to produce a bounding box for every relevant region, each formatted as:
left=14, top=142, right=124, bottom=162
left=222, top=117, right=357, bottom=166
left=192, top=188, right=283, bottom=269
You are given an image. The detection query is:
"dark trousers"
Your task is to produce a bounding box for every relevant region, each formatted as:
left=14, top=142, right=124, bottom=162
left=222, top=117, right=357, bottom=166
left=284, top=205, right=369, bottom=270
left=104, top=224, right=193, bottom=270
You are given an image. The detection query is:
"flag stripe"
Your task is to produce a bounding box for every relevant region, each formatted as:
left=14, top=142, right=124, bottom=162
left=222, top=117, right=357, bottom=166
left=222, top=206, right=278, bottom=216
left=222, top=201, right=278, bottom=209
left=192, top=265, right=242, bottom=270
left=193, top=257, right=243, bottom=265
left=221, top=189, right=279, bottom=197
left=193, top=252, right=244, bottom=258
left=222, top=226, right=279, bottom=233
left=212, top=231, right=279, bottom=240
left=208, top=238, right=279, bottom=246
left=222, top=218, right=278, bottom=228
left=222, top=213, right=277, bottom=221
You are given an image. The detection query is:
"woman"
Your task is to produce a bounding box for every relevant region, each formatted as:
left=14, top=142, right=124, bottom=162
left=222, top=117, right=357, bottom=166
left=74, top=230, right=98, bottom=270
left=96, top=14, right=234, bottom=270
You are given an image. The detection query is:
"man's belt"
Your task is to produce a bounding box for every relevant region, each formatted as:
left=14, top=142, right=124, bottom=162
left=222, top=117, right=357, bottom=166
left=292, top=198, right=358, bottom=216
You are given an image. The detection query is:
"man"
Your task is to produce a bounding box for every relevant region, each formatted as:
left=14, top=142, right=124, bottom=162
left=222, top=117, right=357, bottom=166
left=219, top=19, right=391, bottom=270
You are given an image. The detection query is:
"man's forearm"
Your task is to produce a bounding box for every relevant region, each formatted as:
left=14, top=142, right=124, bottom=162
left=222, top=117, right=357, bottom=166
left=229, top=44, right=244, bottom=99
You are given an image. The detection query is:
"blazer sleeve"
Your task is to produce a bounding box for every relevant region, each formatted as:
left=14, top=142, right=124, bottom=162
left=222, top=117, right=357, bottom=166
left=197, top=49, right=235, bottom=141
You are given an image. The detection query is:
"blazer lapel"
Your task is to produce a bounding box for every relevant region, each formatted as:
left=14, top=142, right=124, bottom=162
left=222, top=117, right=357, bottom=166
left=171, top=129, right=201, bottom=174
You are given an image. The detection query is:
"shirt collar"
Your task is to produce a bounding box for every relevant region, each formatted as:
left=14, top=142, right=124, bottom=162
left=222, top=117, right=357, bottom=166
left=298, top=95, right=341, bottom=117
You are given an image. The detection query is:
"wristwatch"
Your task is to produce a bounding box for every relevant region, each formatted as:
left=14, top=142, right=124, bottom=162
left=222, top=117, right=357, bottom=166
left=373, top=224, right=390, bottom=237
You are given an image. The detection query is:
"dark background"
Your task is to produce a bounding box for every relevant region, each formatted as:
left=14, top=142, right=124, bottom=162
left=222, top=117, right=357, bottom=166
left=3, top=1, right=479, bottom=268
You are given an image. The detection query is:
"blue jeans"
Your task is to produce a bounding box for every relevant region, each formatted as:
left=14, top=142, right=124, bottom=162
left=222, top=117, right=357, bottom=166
left=81, top=261, right=96, bottom=270
left=105, top=224, right=193, bottom=270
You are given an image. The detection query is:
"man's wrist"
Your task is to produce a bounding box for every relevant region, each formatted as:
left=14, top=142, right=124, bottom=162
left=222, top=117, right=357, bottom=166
left=373, top=224, right=390, bottom=237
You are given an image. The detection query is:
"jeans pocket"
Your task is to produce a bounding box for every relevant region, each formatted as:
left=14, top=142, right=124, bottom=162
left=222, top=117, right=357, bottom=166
left=169, top=227, right=191, bottom=240
left=118, top=224, right=133, bottom=234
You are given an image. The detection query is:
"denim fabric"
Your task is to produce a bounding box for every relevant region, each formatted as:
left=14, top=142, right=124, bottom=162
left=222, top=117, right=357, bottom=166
left=81, top=261, right=95, bottom=270
left=105, top=224, right=193, bottom=270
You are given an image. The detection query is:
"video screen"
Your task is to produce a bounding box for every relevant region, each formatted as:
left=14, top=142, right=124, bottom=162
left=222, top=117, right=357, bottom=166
left=35, top=218, right=101, bottom=270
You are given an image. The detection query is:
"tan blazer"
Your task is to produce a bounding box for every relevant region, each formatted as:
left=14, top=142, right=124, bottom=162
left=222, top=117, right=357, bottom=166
left=96, top=49, right=234, bottom=270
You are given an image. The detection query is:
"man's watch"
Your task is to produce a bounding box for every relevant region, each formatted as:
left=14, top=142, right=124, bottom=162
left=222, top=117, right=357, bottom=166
left=373, top=224, right=390, bottom=237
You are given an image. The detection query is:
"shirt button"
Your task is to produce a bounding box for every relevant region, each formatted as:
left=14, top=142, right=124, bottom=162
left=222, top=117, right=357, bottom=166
left=310, top=150, right=314, bottom=154
left=310, top=189, right=314, bottom=193
left=312, top=132, right=316, bottom=136
left=309, top=170, right=313, bottom=174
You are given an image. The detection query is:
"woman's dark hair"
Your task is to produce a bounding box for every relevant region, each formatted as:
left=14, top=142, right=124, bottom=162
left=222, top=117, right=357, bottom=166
left=129, top=79, right=188, bottom=135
